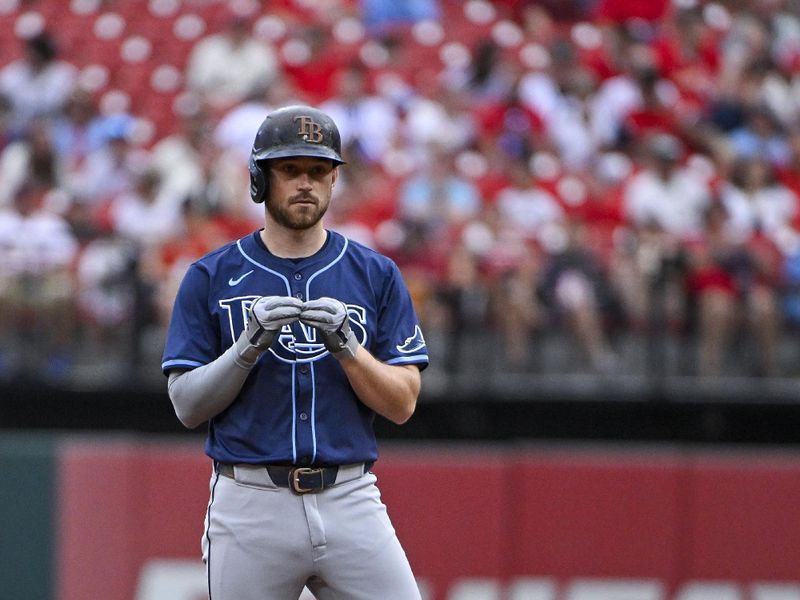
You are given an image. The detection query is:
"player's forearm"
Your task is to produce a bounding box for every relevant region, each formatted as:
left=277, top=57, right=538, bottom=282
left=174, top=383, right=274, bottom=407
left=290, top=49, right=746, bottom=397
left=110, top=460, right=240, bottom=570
left=167, top=332, right=262, bottom=429
left=338, top=347, right=420, bottom=424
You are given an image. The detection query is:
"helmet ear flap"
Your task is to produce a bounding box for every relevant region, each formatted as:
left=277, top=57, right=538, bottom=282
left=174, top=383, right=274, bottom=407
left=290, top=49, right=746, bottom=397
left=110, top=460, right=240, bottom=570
left=249, top=155, right=268, bottom=204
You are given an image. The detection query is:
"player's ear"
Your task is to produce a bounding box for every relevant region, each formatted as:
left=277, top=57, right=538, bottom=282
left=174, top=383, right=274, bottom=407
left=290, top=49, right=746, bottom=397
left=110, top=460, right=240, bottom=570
left=249, top=157, right=269, bottom=204
left=331, top=164, right=339, bottom=187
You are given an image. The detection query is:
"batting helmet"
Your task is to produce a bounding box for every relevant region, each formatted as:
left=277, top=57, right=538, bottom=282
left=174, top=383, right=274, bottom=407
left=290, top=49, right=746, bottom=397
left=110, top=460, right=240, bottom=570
left=248, top=105, right=345, bottom=203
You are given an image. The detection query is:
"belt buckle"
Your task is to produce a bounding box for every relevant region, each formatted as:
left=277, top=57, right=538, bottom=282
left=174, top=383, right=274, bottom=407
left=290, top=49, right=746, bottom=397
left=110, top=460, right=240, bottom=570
left=290, top=467, right=324, bottom=494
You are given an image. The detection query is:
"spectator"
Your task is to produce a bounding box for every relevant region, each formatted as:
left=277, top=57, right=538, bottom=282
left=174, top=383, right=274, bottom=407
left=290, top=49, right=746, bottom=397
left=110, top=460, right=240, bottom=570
left=539, top=219, right=621, bottom=373
left=109, top=169, right=184, bottom=248
left=623, top=133, right=711, bottom=239
left=213, top=75, right=305, bottom=162
left=148, top=104, right=218, bottom=210
left=320, top=63, right=399, bottom=164
left=622, top=133, right=713, bottom=341
left=435, top=242, right=492, bottom=372
left=581, top=27, right=659, bottom=150
left=148, top=200, right=231, bottom=327
left=493, top=159, right=565, bottom=244
left=480, top=80, right=546, bottom=164
left=185, top=12, right=280, bottom=111
left=719, top=155, right=798, bottom=250
left=757, top=57, right=800, bottom=129
left=397, top=143, right=482, bottom=245
left=75, top=234, right=139, bottom=360
left=728, top=105, right=791, bottom=166
left=619, top=68, right=682, bottom=146
left=50, top=88, right=107, bottom=183
left=683, top=201, right=782, bottom=376
left=453, top=39, right=520, bottom=104
left=67, top=113, right=142, bottom=207
left=580, top=152, right=642, bottom=326
left=324, top=148, right=398, bottom=249
left=0, top=182, right=78, bottom=380
left=0, top=119, right=61, bottom=208
left=280, top=25, right=344, bottom=104
left=398, top=75, right=477, bottom=156
left=491, top=242, right=544, bottom=368
left=0, top=30, right=77, bottom=136
left=545, top=66, right=605, bottom=172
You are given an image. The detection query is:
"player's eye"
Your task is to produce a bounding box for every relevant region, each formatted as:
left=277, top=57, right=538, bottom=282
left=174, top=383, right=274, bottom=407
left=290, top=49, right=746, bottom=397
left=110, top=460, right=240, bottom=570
left=278, top=164, right=299, bottom=176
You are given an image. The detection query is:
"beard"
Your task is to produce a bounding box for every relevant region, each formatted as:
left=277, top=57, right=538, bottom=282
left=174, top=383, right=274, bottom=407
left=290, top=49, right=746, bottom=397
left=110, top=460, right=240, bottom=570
left=267, top=193, right=330, bottom=230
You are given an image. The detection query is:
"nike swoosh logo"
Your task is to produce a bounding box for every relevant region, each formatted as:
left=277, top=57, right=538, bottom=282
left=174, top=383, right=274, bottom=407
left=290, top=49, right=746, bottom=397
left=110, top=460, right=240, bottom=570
left=396, top=325, right=426, bottom=354
left=228, top=270, right=254, bottom=286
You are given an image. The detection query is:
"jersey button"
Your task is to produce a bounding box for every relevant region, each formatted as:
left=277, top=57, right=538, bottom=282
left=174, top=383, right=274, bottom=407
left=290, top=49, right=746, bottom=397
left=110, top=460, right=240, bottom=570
left=295, top=292, right=303, bottom=300
left=293, top=273, right=302, bottom=280
left=299, top=412, right=308, bottom=421
left=299, top=364, right=309, bottom=374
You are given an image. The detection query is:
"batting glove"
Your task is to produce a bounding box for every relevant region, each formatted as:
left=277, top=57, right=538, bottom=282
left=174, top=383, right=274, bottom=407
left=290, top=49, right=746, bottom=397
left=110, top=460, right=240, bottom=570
left=299, top=297, right=359, bottom=360
left=246, top=295, right=304, bottom=350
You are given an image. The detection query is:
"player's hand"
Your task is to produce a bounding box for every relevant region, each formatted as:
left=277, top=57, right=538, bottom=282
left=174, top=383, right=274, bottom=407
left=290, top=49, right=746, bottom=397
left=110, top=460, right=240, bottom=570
left=299, top=297, right=359, bottom=360
left=246, top=295, right=303, bottom=349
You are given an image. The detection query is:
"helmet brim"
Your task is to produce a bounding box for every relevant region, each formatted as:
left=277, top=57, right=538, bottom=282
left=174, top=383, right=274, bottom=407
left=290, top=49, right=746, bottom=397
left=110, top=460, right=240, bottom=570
left=252, top=144, right=345, bottom=165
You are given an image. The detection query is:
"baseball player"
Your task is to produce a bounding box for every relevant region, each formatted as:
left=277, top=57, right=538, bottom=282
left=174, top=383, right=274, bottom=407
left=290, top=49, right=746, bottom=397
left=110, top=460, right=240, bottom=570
left=161, top=105, right=428, bottom=600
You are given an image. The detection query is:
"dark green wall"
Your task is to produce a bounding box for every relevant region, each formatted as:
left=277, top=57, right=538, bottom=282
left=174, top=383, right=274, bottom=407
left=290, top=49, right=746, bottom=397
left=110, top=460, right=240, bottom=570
left=0, top=434, right=56, bottom=600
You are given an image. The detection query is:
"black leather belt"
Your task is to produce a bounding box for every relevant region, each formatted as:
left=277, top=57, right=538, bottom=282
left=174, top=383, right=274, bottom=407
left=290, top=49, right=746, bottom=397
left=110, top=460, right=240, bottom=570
left=216, top=462, right=370, bottom=494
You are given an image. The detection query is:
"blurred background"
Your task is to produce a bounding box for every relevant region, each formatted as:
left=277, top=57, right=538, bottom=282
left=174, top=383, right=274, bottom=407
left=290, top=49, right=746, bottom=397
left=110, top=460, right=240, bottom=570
left=1, top=0, right=800, bottom=598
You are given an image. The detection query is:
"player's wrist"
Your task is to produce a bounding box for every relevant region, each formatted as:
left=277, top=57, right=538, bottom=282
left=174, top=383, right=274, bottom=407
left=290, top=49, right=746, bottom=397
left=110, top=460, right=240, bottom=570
left=324, top=321, right=358, bottom=360
left=234, top=329, right=267, bottom=367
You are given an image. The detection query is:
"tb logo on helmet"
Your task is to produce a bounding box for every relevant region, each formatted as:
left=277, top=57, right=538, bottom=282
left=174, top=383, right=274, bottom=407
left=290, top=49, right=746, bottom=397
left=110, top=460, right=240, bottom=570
left=295, top=116, right=324, bottom=143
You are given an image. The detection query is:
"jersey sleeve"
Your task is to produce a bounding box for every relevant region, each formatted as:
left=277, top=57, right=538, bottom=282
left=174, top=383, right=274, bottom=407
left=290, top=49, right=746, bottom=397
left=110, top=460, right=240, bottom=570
left=161, top=262, right=221, bottom=375
left=372, top=261, right=429, bottom=370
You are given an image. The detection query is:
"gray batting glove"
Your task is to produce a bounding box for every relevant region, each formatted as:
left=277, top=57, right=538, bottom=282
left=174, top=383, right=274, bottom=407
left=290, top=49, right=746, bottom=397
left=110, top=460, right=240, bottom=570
left=245, top=295, right=304, bottom=350
left=299, top=297, right=359, bottom=360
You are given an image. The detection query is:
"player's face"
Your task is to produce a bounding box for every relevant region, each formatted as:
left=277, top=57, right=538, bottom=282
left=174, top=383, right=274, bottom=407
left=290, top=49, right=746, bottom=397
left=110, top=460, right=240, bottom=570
left=266, top=157, right=338, bottom=230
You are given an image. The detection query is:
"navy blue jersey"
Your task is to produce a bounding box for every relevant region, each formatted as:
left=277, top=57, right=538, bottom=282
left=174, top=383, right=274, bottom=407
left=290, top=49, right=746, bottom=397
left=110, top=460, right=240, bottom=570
left=162, top=230, right=428, bottom=466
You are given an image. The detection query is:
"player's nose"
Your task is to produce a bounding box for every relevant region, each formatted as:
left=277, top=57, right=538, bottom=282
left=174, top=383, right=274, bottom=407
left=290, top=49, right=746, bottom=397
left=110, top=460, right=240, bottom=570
left=296, top=173, right=313, bottom=190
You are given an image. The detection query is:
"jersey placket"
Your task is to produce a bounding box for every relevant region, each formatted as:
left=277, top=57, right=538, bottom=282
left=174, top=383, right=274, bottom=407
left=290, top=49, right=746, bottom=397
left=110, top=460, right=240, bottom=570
left=290, top=269, right=316, bottom=465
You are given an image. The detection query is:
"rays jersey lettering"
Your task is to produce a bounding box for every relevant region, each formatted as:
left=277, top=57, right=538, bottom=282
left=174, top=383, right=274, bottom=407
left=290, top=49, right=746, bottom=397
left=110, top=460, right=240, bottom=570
left=219, top=296, right=368, bottom=363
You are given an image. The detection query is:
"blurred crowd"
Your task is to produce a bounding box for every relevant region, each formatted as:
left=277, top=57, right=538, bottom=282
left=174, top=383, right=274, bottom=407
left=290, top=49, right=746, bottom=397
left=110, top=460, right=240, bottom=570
left=2, top=0, right=800, bottom=386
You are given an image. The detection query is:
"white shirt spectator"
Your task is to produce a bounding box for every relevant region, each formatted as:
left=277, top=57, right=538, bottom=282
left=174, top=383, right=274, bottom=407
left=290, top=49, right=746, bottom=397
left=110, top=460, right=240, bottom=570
left=321, top=96, right=399, bottom=163
left=186, top=26, right=278, bottom=110
left=214, top=74, right=305, bottom=161
left=546, top=94, right=600, bottom=172
left=398, top=94, right=475, bottom=157
left=0, top=205, right=77, bottom=276
left=0, top=139, right=37, bottom=208
left=623, top=166, right=711, bottom=238
left=109, top=190, right=185, bottom=247
left=214, top=100, right=273, bottom=161
left=0, top=33, right=77, bottom=134
left=518, top=71, right=561, bottom=124
left=68, top=138, right=142, bottom=204
left=720, top=180, right=798, bottom=246
left=320, top=66, right=399, bottom=163
left=0, top=122, right=62, bottom=208
left=495, top=184, right=565, bottom=242
left=588, top=73, right=643, bottom=147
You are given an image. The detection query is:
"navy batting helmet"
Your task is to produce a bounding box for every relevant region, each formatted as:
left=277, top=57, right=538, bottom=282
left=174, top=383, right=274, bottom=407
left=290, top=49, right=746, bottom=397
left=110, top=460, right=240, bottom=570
left=248, top=105, right=345, bottom=203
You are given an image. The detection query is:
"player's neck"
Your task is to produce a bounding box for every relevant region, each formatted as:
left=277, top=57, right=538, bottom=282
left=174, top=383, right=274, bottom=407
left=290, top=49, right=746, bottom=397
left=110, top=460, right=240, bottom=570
left=259, top=224, right=327, bottom=259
